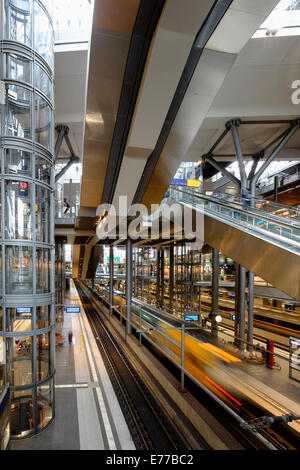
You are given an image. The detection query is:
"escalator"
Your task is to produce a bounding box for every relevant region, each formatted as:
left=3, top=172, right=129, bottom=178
left=168, top=187, right=300, bottom=301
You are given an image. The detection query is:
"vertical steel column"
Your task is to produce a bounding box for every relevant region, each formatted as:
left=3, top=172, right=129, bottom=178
left=228, top=120, right=248, bottom=190
left=211, top=247, right=219, bottom=336
left=234, top=264, right=240, bottom=347
left=169, top=245, right=174, bottom=311
left=247, top=271, right=254, bottom=352
left=274, top=175, right=279, bottom=203
left=126, top=239, right=132, bottom=335
left=239, top=266, right=246, bottom=354
left=250, top=122, right=300, bottom=197
left=190, top=249, right=194, bottom=312
left=156, top=248, right=160, bottom=305
left=181, top=323, right=185, bottom=392
left=109, top=245, right=114, bottom=316
left=160, top=248, right=165, bottom=307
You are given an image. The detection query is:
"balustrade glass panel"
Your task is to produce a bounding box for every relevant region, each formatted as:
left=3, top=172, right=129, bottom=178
left=36, top=248, right=50, bottom=294
left=4, top=148, right=32, bottom=178
left=6, top=307, right=33, bottom=332
left=37, top=379, right=53, bottom=431
left=5, top=0, right=32, bottom=46
left=5, top=52, right=31, bottom=84
left=36, top=332, right=51, bottom=382
left=36, top=156, right=51, bottom=185
left=34, top=2, right=53, bottom=68
left=34, top=63, right=52, bottom=101
left=10, top=389, right=34, bottom=437
left=36, top=305, right=51, bottom=329
left=7, top=336, right=33, bottom=387
left=5, top=180, right=32, bottom=240
left=6, top=246, right=33, bottom=294
left=5, top=85, right=31, bottom=139
left=35, top=95, right=52, bottom=150
left=35, top=186, right=50, bottom=243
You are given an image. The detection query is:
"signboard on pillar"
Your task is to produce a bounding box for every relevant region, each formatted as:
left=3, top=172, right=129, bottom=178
left=289, top=337, right=300, bottom=382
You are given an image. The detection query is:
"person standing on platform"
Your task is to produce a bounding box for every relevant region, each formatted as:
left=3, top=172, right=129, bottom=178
left=68, top=330, right=73, bottom=344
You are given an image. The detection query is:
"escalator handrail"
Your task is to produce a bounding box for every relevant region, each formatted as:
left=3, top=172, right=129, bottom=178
left=173, top=187, right=300, bottom=232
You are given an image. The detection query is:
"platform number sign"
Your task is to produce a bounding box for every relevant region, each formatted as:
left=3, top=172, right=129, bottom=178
left=289, top=337, right=300, bottom=383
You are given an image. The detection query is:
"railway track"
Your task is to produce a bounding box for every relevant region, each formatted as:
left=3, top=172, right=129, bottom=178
left=75, top=280, right=192, bottom=451
left=83, top=281, right=300, bottom=450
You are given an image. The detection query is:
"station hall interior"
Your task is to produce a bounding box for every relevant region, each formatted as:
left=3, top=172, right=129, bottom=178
left=1, top=0, right=300, bottom=452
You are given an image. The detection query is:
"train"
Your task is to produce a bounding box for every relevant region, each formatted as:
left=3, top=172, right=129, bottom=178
left=83, top=280, right=300, bottom=448
left=91, top=278, right=300, bottom=348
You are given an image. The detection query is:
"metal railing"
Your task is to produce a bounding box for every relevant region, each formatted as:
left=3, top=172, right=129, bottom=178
left=83, top=280, right=278, bottom=449
left=170, top=187, right=300, bottom=251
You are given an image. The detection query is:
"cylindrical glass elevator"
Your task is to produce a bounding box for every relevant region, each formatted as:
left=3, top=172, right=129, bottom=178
left=0, top=0, right=55, bottom=438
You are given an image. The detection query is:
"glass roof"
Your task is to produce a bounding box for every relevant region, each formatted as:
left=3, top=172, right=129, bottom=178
left=53, top=0, right=94, bottom=44
left=253, top=0, right=300, bottom=38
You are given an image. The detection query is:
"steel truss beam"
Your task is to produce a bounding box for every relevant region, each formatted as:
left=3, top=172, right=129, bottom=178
left=203, top=117, right=300, bottom=352
left=55, top=125, right=80, bottom=182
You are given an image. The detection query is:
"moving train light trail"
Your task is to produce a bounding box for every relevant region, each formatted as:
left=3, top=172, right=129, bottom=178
left=85, top=281, right=300, bottom=449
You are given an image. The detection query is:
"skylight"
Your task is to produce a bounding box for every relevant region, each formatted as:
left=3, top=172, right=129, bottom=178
left=253, top=0, right=300, bottom=38
left=53, top=0, right=94, bottom=44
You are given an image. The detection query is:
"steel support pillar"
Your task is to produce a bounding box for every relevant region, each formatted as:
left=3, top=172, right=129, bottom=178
left=109, top=245, right=114, bottom=316
left=169, top=245, right=174, bottom=311
left=228, top=119, right=248, bottom=189
left=247, top=271, right=254, bottom=352
left=204, top=154, right=241, bottom=190
left=234, top=264, right=240, bottom=347
left=55, top=125, right=69, bottom=160
left=126, top=239, right=132, bottom=335
left=160, top=248, right=165, bottom=307
left=211, top=247, right=219, bottom=336
left=250, top=121, right=300, bottom=196
left=156, top=248, right=160, bottom=305
left=133, top=248, right=137, bottom=297
left=239, top=266, right=246, bottom=354
left=274, top=175, right=279, bottom=203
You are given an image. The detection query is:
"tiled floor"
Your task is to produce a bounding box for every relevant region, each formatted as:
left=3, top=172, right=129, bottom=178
left=10, top=281, right=135, bottom=450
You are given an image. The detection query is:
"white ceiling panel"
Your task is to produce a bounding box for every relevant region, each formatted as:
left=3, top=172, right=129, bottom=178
left=206, top=0, right=279, bottom=54
left=127, top=0, right=215, bottom=151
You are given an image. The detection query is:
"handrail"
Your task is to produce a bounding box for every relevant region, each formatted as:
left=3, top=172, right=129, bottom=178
left=210, top=188, right=300, bottom=213
left=173, top=187, right=300, bottom=232
left=180, top=188, right=300, bottom=224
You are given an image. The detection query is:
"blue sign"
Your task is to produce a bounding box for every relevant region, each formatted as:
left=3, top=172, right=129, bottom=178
left=17, top=308, right=31, bottom=314
left=231, top=314, right=236, bottom=321
left=184, top=314, right=199, bottom=322
left=171, top=178, right=187, bottom=187
left=66, top=307, right=80, bottom=314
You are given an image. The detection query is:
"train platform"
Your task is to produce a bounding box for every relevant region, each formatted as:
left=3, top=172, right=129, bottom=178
left=197, top=325, right=300, bottom=434
left=10, top=281, right=135, bottom=450
left=114, top=293, right=300, bottom=436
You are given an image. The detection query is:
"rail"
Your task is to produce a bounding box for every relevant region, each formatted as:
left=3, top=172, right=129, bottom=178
left=84, top=280, right=299, bottom=449
left=170, top=187, right=300, bottom=252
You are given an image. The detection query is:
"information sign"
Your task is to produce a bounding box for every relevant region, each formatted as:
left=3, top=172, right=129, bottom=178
left=16, top=307, right=31, bottom=314
left=184, top=314, right=199, bottom=322
left=66, top=307, right=80, bottom=314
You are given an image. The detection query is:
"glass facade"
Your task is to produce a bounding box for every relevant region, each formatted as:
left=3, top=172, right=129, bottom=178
left=0, top=0, right=55, bottom=438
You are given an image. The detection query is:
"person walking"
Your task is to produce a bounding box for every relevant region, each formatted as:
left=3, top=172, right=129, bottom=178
left=241, top=186, right=251, bottom=207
